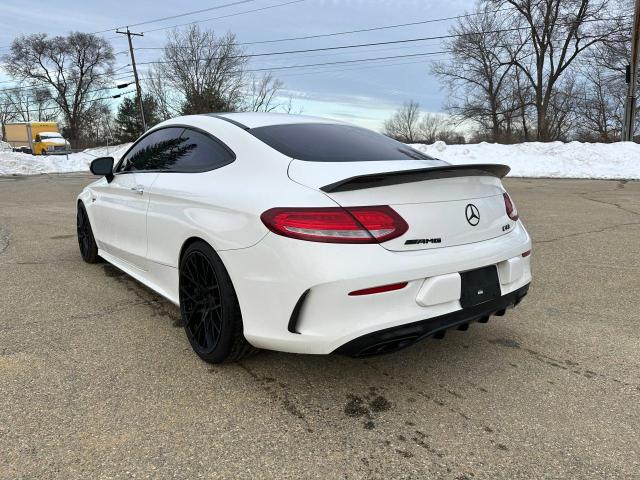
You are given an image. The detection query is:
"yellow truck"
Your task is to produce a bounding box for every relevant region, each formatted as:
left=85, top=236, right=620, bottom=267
left=3, top=121, right=71, bottom=155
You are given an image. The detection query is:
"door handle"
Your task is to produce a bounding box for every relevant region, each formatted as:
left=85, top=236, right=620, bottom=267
left=130, top=185, right=144, bottom=195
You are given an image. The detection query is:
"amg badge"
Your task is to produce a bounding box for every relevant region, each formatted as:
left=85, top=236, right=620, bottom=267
left=405, top=238, right=442, bottom=245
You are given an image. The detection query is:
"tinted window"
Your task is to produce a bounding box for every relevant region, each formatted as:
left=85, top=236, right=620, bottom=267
left=118, top=127, right=234, bottom=173
left=251, top=123, right=434, bottom=162
left=119, top=127, right=185, bottom=172
left=170, top=128, right=234, bottom=172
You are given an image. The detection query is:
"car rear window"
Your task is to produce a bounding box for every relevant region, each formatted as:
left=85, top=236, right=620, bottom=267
left=250, top=123, right=434, bottom=162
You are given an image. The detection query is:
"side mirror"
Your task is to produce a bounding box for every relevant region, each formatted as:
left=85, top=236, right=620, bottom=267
left=90, top=157, right=114, bottom=182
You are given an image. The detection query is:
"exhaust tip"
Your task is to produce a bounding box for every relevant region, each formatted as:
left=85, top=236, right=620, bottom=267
left=433, top=330, right=446, bottom=340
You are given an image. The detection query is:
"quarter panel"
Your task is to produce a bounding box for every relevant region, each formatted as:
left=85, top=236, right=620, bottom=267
left=144, top=151, right=338, bottom=269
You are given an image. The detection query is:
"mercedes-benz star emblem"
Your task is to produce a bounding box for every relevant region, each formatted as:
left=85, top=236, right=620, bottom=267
left=465, top=204, right=480, bottom=226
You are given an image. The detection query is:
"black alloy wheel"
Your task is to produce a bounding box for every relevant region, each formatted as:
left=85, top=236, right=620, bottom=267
left=77, top=203, right=100, bottom=263
left=179, top=241, right=256, bottom=363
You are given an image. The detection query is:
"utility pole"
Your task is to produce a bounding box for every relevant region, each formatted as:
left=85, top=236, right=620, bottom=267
left=623, top=0, right=640, bottom=141
left=116, top=27, right=147, bottom=132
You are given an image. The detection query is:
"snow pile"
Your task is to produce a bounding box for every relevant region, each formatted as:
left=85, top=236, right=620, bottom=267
left=0, top=140, right=639, bottom=179
left=411, top=141, right=640, bottom=180
left=0, top=143, right=132, bottom=176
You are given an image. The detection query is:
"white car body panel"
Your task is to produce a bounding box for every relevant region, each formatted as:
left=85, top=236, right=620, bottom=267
left=219, top=221, right=531, bottom=354
left=90, top=171, right=159, bottom=269
left=78, top=113, right=532, bottom=356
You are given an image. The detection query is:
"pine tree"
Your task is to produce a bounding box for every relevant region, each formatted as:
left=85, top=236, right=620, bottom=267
left=114, top=95, right=161, bottom=143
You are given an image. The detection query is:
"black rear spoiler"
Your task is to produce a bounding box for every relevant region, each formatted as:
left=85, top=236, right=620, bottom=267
left=320, top=164, right=510, bottom=193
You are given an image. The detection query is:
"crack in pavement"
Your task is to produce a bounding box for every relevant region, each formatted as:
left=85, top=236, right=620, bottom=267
left=489, top=338, right=640, bottom=391
left=581, top=195, right=640, bottom=217
left=530, top=182, right=640, bottom=245
left=533, top=221, right=640, bottom=245
left=0, top=225, right=10, bottom=256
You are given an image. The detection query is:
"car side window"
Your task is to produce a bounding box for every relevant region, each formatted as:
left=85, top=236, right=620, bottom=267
left=166, top=128, right=235, bottom=173
left=118, top=127, right=185, bottom=173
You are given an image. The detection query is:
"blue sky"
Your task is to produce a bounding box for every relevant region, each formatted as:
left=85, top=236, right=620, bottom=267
left=0, top=0, right=475, bottom=130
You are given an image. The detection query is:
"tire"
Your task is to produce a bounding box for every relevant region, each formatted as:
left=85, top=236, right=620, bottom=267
left=77, top=202, right=100, bottom=263
left=179, top=241, right=257, bottom=363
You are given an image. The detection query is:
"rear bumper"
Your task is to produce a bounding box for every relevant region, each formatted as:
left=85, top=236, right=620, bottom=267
left=219, top=220, right=532, bottom=355
left=335, top=284, right=529, bottom=357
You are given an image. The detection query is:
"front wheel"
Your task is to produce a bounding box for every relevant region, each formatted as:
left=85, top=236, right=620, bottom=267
left=77, top=203, right=100, bottom=263
left=179, top=241, right=256, bottom=363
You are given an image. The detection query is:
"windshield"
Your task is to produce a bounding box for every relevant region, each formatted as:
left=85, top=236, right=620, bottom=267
left=250, top=123, right=435, bottom=162
left=39, top=133, right=63, bottom=140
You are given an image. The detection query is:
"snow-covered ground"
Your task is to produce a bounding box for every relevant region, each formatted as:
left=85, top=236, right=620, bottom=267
left=0, top=143, right=132, bottom=176
left=412, top=141, right=640, bottom=180
left=0, top=140, right=638, bottom=179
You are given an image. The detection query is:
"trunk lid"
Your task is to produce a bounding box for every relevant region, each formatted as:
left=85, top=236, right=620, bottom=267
left=288, top=159, right=515, bottom=252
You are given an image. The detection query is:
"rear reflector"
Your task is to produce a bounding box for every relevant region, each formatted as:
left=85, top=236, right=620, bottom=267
left=260, top=206, right=408, bottom=243
left=522, top=250, right=531, bottom=257
left=349, top=282, right=408, bottom=296
left=503, top=193, right=519, bottom=221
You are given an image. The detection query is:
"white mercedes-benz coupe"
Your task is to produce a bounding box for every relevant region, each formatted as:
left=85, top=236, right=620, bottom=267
left=77, top=112, right=532, bottom=363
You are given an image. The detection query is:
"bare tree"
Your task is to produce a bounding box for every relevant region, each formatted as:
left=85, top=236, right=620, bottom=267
left=159, top=25, right=248, bottom=114
left=487, top=0, right=626, bottom=140
left=418, top=112, right=452, bottom=143
left=383, top=100, right=422, bottom=142
left=282, top=95, right=304, bottom=115
left=145, top=65, right=181, bottom=121
left=576, top=68, right=624, bottom=141
left=32, top=88, right=57, bottom=121
left=73, top=101, right=112, bottom=149
left=3, top=89, right=34, bottom=122
left=0, top=93, right=17, bottom=141
left=245, top=73, right=285, bottom=112
left=575, top=4, right=634, bottom=141
left=3, top=32, right=115, bottom=146
left=433, top=3, right=522, bottom=142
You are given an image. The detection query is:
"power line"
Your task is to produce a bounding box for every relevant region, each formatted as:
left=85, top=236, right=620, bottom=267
left=92, top=0, right=265, bottom=34
left=3, top=14, right=619, bottom=96
left=0, top=0, right=295, bottom=49
left=2, top=91, right=135, bottom=116
left=136, top=11, right=630, bottom=51
left=131, top=51, right=451, bottom=82
left=247, top=51, right=450, bottom=73
left=0, top=81, right=134, bottom=108
left=139, top=7, right=514, bottom=48
left=0, top=72, right=133, bottom=95
left=136, top=38, right=455, bottom=66
left=0, top=63, right=132, bottom=87
left=144, top=0, right=307, bottom=34
left=136, top=15, right=630, bottom=67
left=251, top=57, right=445, bottom=79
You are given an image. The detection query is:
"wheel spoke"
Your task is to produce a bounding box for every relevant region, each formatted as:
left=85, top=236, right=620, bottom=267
left=179, top=250, right=225, bottom=353
left=179, top=285, right=203, bottom=305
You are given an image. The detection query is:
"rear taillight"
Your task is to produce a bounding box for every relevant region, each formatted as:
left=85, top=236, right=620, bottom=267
left=503, top=193, right=519, bottom=221
left=260, top=206, right=408, bottom=243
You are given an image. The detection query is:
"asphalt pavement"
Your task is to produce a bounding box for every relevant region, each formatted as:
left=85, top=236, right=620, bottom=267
left=0, top=174, right=638, bottom=479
